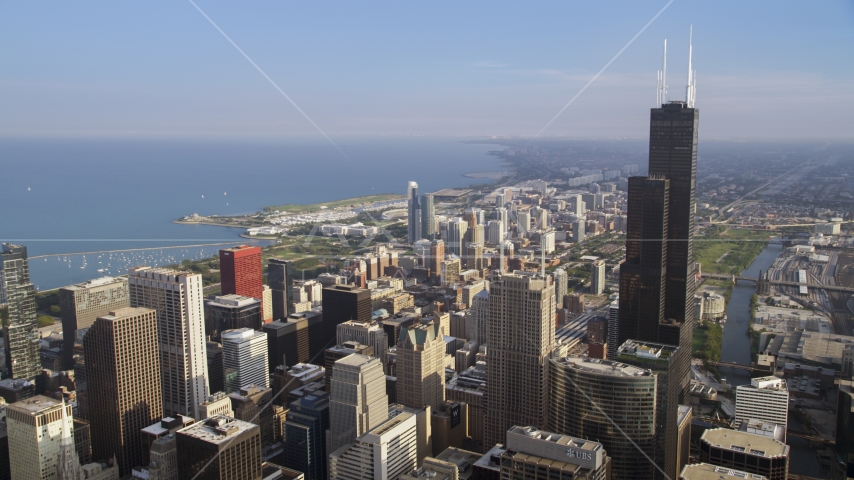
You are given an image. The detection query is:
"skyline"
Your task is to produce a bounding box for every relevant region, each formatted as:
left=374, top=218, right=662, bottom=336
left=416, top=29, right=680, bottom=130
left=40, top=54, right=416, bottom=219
left=1, top=1, right=853, bottom=140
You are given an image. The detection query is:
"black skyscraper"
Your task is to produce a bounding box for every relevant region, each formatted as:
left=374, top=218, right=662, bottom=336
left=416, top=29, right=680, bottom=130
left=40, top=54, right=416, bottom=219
left=321, top=285, right=371, bottom=347
left=268, top=258, right=294, bottom=320
left=618, top=100, right=698, bottom=480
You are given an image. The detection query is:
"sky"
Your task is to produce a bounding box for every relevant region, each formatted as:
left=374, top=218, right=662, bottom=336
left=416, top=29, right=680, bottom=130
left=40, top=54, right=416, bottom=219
left=1, top=1, right=853, bottom=140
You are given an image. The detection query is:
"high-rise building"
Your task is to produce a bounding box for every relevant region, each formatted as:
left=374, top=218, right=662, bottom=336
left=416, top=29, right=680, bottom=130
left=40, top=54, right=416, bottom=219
left=268, top=258, right=294, bottom=319
left=283, top=392, right=330, bottom=480
left=263, top=311, right=325, bottom=371
left=408, top=181, right=422, bottom=244
left=465, top=243, right=484, bottom=271
left=552, top=268, right=568, bottom=309
left=591, top=260, right=606, bottom=295
left=440, top=258, right=461, bottom=287
left=84, top=307, right=163, bottom=476
left=204, top=294, right=262, bottom=341
left=735, top=376, right=789, bottom=437
left=679, top=463, right=767, bottom=480
left=397, top=322, right=446, bottom=411
left=572, top=220, right=586, bottom=243
left=128, top=267, right=209, bottom=419
left=516, top=211, right=530, bottom=235
left=58, top=276, right=129, bottom=370
left=548, top=356, right=656, bottom=479
left=7, top=395, right=74, bottom=480
left=147, top=434, right=178, bottom=480
left=616, top=340, right=683, bottom=480
left=587, top=316, right=608, bottom=359
left=836, top=380, right=854, bottom=478
left=327, top=354, right=389, bottom=453
left=486, top=220, right=504, bottom=245
left=221, top=328, right=269, bottom=393
left=219, top=245, right=263, bottom=316
left=448, top=218, right=468, bottom=256
left=206, top=341, right=224, bottom=394
left=177, top=415, right=262, bottom=480
left=328, top=410, right=419, bottom=480
left=470, top=290, right=489, bottom=345
left=429, top=240, right=445, bottom=278
left=1, top=243, right=40, bottom=382
left=501, top=426, right=611, bottom=480
left=322, top=285, right=372, bottom=347
left=484, top=272, right=555, bottom=448
left=229, top=385, right=275, bottom=449
left=325, top=342, right=374, bottom=395
left=338, top=320, right=389, bottom=365
left=422, top=193, right=436, bottom=239
left=606, top=300, right=619, bottom=360
left=699, top=429, right=789, bottom=480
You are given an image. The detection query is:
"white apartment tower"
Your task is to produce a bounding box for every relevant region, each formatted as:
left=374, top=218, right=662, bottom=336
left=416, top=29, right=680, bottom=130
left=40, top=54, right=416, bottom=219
left=328, top=411, right=419, bottom=480
left=591, top=260, right=606, bottom=295
left=735, top=376, right=790, bottom=437
left=396, top=322, right=446, bottom=411
left=7, top=395, right=74, bottom=480
left=327, top=354, right=389, bottom=453
left=517, top=211, right=531, bottom=235
left=128, top=267, right=209, bottom=419
left=221, top=328, right=269, bottom=393
left=484, top=271, right=555, bottom=448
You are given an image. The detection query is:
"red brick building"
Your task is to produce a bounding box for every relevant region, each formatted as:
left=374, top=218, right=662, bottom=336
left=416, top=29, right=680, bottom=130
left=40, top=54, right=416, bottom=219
left=220, top=245, right=264, bottom=318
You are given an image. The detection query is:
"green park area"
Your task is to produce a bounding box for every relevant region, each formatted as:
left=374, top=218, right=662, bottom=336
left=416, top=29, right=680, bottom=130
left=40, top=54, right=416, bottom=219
left=694, top=226, right=769, bottom=275
left=262, top=194, right=404, bottom=214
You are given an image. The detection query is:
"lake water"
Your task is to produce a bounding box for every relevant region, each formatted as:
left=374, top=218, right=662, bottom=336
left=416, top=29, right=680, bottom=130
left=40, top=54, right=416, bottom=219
left=718, top=243, right=823, bottom=477
left=0, top=136, right=503, bottom=290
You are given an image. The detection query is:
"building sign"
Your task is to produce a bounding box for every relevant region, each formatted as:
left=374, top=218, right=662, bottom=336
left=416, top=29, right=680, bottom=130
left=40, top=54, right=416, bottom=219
left=566, top=448, right=593, bottom=461
left=450, top=403, right=461, bottom=428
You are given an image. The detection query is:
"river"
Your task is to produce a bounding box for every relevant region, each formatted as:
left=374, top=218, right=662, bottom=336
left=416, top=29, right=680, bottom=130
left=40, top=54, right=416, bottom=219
left=717, top=243, right=823, bottom=477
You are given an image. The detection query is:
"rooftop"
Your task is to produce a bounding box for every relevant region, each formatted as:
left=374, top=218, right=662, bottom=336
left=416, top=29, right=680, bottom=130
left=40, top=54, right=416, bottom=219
left=473, top=444, right=507, bottom=472
left=335, top=353, right=377, bottom=368
left=62, top=276, right=125, bottom=290
left=99, top=307, right=154, bottom=321
left=7, top=395, right=62, bottom=414
left=178, top=415, right=257, bottom=445
left=434, top=447, right=481, bottom=480
left=553, top=356, right=653, bottom=378
left=700, top=429, right=789, bottom=457
left=680, top=463, right=767, bottom=480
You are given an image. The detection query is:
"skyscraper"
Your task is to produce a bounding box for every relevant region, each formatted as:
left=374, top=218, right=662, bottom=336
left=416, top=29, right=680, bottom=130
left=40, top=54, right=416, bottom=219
left=129, top=267, right=209, bottom=419
left=84, top=307, right=163, bottom=476
left=591, top=260, right=606, bottom=295
left=516, top=211, right=530, bottom=236
left=177, top=416, right=262, bottom=480
left=337, top=319, right=389, bottom=366
left=268, top=257, right=294, bottom=319
left=58, top=276, right=129, bottom=370
left=322, top=285, right=372, bottom=346
left=7, top=395, right=74, bottom=480
left=328, top=410, right=419, bottom=480
left=283, top=392, right=331, bottom=480
left=221, top=328, right=269, bottom=393
left=552, top=268, right=568, bottom=308
left=549, top=356, right=657, bottom=479
left=204, top=294, right=262, bottom=341
left=408, top=181, right=422, bottom=244
left=429, top=239, right=445, bottom=279
left=1, top=243, right=40, bottom=382
left=219, top=245, right=265, bottom=320
left=484, top=272, right=555, bottom=448
left=421, top=193, right=435, bottom=239
left=327, top=354, right=388, bottom=453
left=397, top=322, right=446, bottom=411
left=448, top=218, right=468, bottom=256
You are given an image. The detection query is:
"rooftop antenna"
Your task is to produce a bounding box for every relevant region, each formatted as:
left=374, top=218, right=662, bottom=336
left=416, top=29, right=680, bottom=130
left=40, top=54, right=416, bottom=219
left=656, top=39, right=667, bottom=106
left=685, top=25, right=696, bottom=107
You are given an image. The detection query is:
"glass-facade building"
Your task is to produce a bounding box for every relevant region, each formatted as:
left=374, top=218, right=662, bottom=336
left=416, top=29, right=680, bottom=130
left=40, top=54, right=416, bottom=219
left=1, top=243, right=40, bottom=382
left=283, top=392, right=330, bottom=480
left=548, top=356, right=657, bottom=480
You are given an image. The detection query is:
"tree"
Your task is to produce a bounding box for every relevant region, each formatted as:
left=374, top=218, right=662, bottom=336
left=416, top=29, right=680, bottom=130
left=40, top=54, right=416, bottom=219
left=38, top=315, right=55, bottom=328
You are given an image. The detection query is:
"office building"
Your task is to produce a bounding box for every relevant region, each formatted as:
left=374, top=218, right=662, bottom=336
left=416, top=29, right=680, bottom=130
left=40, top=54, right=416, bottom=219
left=221, top=328, right=269, bottom=393
left=587, top=316, right=608, bottom=359
left=325, top=342, right=374, bottom=395
left=262, top=285, right=273, bottom=323
left=441, top=258, right=461, bottom=287
left=517, top=211, right=530, bottom=235
left=206, top=342, right=224, bottom=394
left=836, top=380, right=854, bottom=478
left=283, top=392, right=330, bottom=480
left=140, top=415, right=194, bottom=466
left=422, top=193, right=436, bottom=239
left=198, top=391, right=234, bottom=419
left=400, top=457, right=459, bottom=480
left=617, top=340, right=683, bottom=480
left=84, top=307, right=163, bottom=476
left=397, top=322, right=446, bottom=410
left=552, top=268, right=567, bottom=308
left=591, top=260, right=606, bottom=295
left=264, top=311, right=325, bottom=370
left=337, top=319, right=389, bottom=365
left=680, top=463, right=767, bottom=480
left=268, top=258, right=295, bottom=319
left=229, top=385, right=275, bottom=449
left=448, top=218, right=468, bottom=256
left=58, top=276, right=129, bottom=369
left=129, top=267, right=209, bottom=419
left=328, top=410, right=419, bottom=480
left=322, top=285, right=372, bottom=346
left=146, top=434, right=178, bottom=480
left=1, top=243, right=40, bottom=382
left=219, top=245, right=264, bottom=317
left=484, top=272, right=555, bottom=449
left=606, top=300, right=619, bottom=360
left=465, top=243, right=484, bottom=271
left=549, top=356, right=656, bottom=479
left=572, top=220, right=585, bottom=243
left=699, top=429, right=789, bottom=480
left=328, top=354, right=389, bottom=452
left=429, top=240, right=446, bottom=278
left=470, top=290, right=489, bottom=346
left=409, top=181, right=422, bottom=244
left=177, top=415, right=262, bottom=480
left=735, top=377, right=789, bottom=437
left=204, top=294, right=262, bottom=341
left=486, top=220, right=504, bottom=245
left=7, top=395, right=73, bottom=480
left=501, top=426, right=611, bottom=480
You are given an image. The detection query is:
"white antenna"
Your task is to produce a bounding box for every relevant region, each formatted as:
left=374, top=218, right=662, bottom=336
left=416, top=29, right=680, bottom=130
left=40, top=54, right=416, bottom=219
left=686, top=25, right=696, bottom=107
left=656, top=39, right=667, bottom=106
